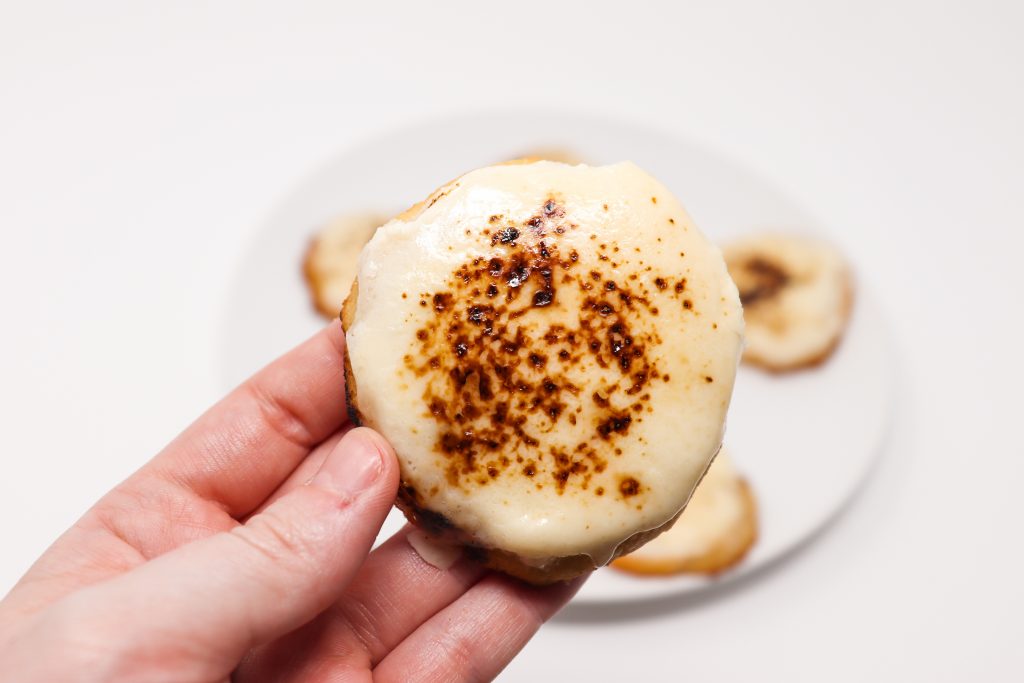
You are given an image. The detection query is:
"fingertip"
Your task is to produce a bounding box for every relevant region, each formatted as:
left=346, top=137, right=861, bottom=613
left=326, top=317, right=346, bottom=349
left=311, top=428, right=398, bottom=501
left=347, top=426, right=400, bottom=488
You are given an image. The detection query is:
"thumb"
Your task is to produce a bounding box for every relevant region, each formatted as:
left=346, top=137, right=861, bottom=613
left=66, top=427, right=398, bottom=674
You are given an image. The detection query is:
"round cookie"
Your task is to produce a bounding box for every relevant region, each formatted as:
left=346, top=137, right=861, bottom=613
left=723, top=233, right=853, bottom=371
left=304, top=212, right=389, bottom=319
left=611, top=449, right=758, bottom=576
left=514, top=147, right=586, bottom=165
left=342, top=161, right=743, bottom=584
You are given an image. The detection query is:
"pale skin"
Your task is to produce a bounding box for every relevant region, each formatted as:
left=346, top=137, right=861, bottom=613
left=0, top=322, right=584, bottom=682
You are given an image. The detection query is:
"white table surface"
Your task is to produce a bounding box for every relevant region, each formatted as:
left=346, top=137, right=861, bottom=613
left=1, top=2, right=1021, bottom=680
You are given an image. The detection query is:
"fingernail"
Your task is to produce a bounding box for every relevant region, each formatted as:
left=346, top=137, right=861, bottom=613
left=312, top=428, right=383, bottom=496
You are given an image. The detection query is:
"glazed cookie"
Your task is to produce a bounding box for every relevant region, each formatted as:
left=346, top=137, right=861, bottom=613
left=342, top=161, right=743, bottom=584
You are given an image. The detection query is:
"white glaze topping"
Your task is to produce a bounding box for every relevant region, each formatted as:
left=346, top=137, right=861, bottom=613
left=347, top=161, right=743, bottom=565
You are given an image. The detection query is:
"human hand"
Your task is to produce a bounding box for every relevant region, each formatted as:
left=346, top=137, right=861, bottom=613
left=0, top=322, right=584, bottom=682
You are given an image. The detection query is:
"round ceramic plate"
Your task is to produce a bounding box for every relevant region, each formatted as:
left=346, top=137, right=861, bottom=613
left=221, top=112, right=895, bottom=604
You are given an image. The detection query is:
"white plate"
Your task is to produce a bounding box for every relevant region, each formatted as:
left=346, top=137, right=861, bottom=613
left=221, top=112, right=895, bottom=605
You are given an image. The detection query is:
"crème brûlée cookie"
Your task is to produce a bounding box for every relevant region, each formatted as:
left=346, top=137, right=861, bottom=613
left=304, top=212, right=390, bottom=319
left=723, top=233, right=853, bottom=371
left=611, top=449, right=758, bottom=576
left=341, top=160, right=744, bottom=585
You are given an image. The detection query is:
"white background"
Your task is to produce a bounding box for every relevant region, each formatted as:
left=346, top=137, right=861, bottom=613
left=1, top=1, right=1021, bottom=680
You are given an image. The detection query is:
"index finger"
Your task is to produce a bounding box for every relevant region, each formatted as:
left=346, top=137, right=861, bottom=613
left=141, top=321, right=350, bottom=517
left=373, top=573, right=585, bottom=682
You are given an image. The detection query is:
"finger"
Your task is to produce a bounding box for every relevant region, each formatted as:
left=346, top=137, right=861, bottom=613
left=62, top=428, right=398, bottom=679
left=245, top=427, right=351, bottom=518
left=239, top=526, right=486, bottom=680
left=5, top=474, right=239, bottom=620
left=143, top=321, right=350, bottom=517
left=333, top=527, right=486, bottom=666
left=6, top=324, right=350, bottom=622
left=373, top=574, right=585, bottom=683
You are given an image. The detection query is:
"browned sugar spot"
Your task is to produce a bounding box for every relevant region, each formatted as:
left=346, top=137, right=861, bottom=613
left=496, top=226, right=520, bottom=245
left=426, top=184, right=456, bottom=210
left=619, top=477, right=641, bottom=497
left=597, top=413, right=632, bottom=439
left=533, top=290, right=553, bottom=307
left=433, top=293, right=451, bottom=312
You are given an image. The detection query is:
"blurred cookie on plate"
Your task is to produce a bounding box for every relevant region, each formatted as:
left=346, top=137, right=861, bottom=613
left=611, top=449, right=757, bottom=576
left=515, top=147, right=586, bottom=165
left=723, top=233, right=853, bottom=371
left=303, top=212, right=389, bottom=319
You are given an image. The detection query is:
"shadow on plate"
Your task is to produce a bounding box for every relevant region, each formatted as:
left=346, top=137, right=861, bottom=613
left=554, top=440, right=886, bottom=624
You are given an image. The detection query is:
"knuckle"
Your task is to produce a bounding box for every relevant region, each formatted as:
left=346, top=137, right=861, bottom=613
left=335, top=597, right=380, bottom=654
left=501, top=591, right=546, bottom=631
left=229, top=507, right=325, bottom=580
left=246, top=381, right=318, bottom=451
left=433, top=628, right=483, bottom=683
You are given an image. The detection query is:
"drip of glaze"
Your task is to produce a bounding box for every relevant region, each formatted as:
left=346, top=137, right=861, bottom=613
left=407, top=529, right=463, bottom=570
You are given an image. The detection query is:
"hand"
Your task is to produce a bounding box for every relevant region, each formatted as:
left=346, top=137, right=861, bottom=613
left=0, top=322, right=584, bottom=682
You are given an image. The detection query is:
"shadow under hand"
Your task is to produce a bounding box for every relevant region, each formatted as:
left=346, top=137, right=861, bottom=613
left=555, top=505, right=837, bottom=623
